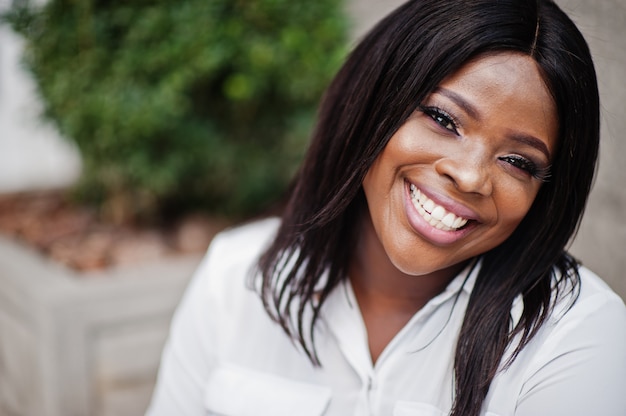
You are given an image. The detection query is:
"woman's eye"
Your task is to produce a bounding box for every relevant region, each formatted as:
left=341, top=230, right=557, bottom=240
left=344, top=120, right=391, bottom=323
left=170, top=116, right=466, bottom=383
left=420, top=106, right=459, bottom=134
left=499, top=155, right=551, bottom=182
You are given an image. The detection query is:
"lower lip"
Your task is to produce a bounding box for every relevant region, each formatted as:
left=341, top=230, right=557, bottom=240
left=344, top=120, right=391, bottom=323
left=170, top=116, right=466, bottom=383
left=403, top=181, right=474, bottom=246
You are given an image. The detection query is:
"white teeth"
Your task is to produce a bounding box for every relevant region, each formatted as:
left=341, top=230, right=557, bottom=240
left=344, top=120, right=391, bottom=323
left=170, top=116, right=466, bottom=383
left=409, top=184, right=469, bottom=231
left=431, top=206, right=445, bottom=221
left=423, top=199, right=435, bottom=214
left=442, top=213, right=456, bottom=228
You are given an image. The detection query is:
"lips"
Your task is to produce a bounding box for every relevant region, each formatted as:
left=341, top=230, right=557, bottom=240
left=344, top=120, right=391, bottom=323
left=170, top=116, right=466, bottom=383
left=408, top=183, right=470, bottom=231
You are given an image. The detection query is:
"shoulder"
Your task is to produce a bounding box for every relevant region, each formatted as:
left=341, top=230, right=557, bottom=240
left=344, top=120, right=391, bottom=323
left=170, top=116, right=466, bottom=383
left=577, top=265, right=622, bottom=299
left=206, top=216, right=281, bottom=269
left=511, top=265, right=626, bottom=380
left=190, top=217, right=281, bottom=303
left=504, top=266, right=626, bottom=415
left=531, top=264, right=626, bottom=374
left=146, top=218, right=284, bottom=415
left=553, top=265, right=626, bottom=325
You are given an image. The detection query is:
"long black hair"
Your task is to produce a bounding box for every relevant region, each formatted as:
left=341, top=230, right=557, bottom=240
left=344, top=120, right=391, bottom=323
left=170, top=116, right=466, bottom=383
left=256, top=1, right=599, bottom=415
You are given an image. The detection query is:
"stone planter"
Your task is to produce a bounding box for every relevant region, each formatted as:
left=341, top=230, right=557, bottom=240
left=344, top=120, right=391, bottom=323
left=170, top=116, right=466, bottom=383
left=0, top=235, right=202, bottom=416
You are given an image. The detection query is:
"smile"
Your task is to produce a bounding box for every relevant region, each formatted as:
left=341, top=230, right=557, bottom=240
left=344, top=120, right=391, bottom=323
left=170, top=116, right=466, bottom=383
left=409, top=184, right=469, bottom=231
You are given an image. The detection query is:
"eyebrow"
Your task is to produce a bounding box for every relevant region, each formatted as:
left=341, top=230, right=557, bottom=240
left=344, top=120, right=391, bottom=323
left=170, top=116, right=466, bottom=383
left=434, top=87, right=552, bottom=160
left=507, top=132, right=551, bottom=160
left=435, top=87, right=481, bottom=121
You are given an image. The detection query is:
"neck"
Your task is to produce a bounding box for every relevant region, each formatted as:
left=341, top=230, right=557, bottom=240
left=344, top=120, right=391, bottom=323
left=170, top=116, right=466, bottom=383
left=350, top=211, right=465, bottom=311
left=349, top=211, right=466, bottom=363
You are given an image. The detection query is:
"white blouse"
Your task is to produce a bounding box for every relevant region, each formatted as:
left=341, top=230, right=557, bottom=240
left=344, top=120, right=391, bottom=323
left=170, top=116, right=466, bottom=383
left=146, top=218, right=626, bottom=416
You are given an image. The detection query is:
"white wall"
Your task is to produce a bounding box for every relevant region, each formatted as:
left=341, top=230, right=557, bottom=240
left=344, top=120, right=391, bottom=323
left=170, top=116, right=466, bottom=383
left=0, top=8, right=81, bottom=193
left=559, top=0, right=626, bottom=298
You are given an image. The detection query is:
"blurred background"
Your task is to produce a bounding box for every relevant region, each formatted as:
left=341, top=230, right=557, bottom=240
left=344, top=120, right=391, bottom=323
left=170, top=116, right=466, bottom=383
left=2, top=0, right=623, bottom=292
left=0, top=0, right=624, bottom=415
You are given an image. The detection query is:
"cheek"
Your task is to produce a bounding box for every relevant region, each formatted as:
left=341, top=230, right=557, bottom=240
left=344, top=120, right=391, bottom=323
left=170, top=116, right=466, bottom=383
left=494, top=184, right=540, bottom=231
left=362, top=150, right=397, bottom=200
left=362, top=166, right=376, bottom=194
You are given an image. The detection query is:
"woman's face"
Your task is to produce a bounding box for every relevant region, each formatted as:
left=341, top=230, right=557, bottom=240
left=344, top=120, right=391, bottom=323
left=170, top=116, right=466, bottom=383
left=362, top=52, right=558, bottom=277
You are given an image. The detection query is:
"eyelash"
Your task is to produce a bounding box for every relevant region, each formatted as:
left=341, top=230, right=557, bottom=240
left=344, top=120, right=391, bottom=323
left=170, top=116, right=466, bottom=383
left=498, top=155, right=552, bottom=182
left=419, top=105, right=459, bottom=134
left=419, top=105, right=551, bottom=182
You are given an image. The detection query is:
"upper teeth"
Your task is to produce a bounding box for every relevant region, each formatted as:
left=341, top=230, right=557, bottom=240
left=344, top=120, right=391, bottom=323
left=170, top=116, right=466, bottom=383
left=409, top=184, right=469, bottom=231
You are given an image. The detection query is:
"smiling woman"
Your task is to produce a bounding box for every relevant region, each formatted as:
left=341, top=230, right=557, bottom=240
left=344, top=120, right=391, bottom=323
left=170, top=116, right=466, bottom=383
left=362, top=54, right=557, bottom=279
left=357, top=53, right=559, bottom=363
left=146, top=1, right=626, bottom=416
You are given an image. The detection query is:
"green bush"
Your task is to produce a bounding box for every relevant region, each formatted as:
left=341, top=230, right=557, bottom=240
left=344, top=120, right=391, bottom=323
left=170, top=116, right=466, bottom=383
left=4, top=0, right=348, bottom=223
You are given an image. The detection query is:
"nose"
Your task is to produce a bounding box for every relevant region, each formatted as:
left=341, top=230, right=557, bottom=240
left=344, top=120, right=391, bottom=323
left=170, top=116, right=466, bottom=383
left=434, top=151, right=493, bottom=196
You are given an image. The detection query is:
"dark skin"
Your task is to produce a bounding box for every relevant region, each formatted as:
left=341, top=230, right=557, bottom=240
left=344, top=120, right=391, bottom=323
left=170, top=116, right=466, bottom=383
left=349, top=209, right=467, bottom=364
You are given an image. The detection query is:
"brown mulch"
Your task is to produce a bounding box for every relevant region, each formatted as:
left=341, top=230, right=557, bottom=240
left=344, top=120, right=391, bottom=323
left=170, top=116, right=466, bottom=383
left=0, top=191, right=231, bottom=272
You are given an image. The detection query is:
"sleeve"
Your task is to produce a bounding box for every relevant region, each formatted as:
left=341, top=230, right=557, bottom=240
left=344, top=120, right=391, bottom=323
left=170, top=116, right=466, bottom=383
left=144, top=247, right=218, bottom=416
left=514, top=292, right=626, bottom=416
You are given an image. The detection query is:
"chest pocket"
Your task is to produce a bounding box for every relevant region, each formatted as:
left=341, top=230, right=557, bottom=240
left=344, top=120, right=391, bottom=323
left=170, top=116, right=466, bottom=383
left=204, top=363, right=332, bottom=416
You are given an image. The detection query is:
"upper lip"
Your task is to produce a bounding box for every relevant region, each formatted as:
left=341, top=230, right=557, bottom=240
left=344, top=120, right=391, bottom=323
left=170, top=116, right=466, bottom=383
left=407, top=180, right=482, bottom=223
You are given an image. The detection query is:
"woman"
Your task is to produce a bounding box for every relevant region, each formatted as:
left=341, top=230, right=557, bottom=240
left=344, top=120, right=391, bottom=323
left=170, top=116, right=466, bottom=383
left=147, top=0, right=626, bottom=415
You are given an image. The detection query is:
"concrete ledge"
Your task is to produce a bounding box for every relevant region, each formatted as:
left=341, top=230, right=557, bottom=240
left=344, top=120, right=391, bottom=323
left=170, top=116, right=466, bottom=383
left=0, top=236, right=202, bottom=416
